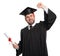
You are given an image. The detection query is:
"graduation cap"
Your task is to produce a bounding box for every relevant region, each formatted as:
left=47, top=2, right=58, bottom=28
left=19, top=7, right=37, bottom=16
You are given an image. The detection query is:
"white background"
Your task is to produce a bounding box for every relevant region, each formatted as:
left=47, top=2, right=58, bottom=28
left=0, top=0, right=60, bottom=56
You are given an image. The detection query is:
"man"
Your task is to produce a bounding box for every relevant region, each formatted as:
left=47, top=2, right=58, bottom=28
left=12, top=3, right=56, bottom=56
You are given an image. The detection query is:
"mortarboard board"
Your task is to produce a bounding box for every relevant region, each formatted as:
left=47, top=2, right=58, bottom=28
left=19, top=7, right=37, bottom=16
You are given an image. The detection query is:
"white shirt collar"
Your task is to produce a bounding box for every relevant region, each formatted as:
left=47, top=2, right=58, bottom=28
left=28, top=22, right=36, bottom=30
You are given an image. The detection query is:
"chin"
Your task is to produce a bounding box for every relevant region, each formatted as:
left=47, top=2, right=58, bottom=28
left=29, top=22, right=34, bottom=25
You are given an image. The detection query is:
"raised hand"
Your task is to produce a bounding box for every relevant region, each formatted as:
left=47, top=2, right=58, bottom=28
left=37, top=2, right=46, bottom=9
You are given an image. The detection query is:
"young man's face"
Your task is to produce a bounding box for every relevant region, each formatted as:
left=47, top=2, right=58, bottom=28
left=25, top=13, right=35, bottom=25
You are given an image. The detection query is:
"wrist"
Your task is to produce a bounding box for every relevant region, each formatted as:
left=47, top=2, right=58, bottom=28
left=42, top=5, right=47, bottom=9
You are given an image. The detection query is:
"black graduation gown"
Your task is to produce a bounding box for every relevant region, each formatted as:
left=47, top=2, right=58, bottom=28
left=16, top=9, right=56, bottom=56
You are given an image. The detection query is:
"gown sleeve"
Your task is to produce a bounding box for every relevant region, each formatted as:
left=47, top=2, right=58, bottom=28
left=16, top=30, right=23, bottom=56
left=43, top=9, right=57, bottom=30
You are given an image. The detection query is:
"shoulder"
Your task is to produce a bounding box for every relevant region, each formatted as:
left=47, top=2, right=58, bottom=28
left=37, top=21, right=44, bottom=26
left=21, top=26, right=28, bottom=33
left=36, top=21, right=47, bottom=30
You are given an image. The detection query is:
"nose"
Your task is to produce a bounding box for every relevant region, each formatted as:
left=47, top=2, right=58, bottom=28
left=29, top=18, right=32, bottom=21
left=29, top=16, right=32, bottom=20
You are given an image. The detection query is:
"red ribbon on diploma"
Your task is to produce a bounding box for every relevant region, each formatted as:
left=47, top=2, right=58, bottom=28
left=4, top=33, right=13, bottom=44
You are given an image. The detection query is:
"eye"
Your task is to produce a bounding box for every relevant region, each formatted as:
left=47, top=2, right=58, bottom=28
left=26, top=16, right=29, bottom=19
left=30, top=15, right=32, bottom=17
left=25, top=16, right=29, bottom=20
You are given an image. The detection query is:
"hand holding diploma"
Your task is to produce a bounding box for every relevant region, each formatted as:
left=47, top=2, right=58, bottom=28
left=4, top=33, right=19, bottom=49
left=12, top=42, right=19, bottom=49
